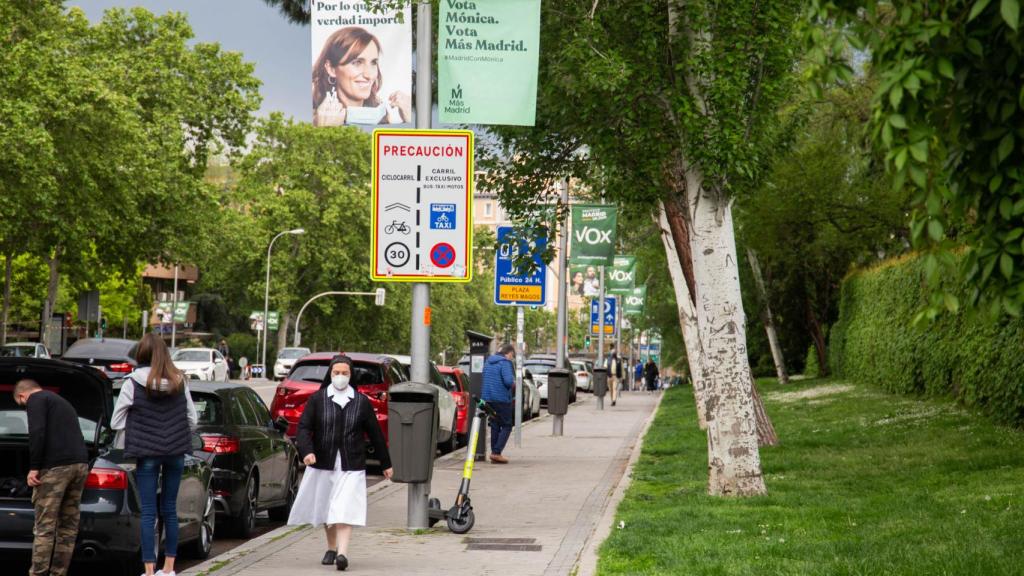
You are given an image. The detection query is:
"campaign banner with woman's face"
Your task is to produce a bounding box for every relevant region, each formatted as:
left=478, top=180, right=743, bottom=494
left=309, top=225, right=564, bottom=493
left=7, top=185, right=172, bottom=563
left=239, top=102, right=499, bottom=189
left=569, top=264, right=602, bottom=298
left=311, top=2, right=412, bottom=126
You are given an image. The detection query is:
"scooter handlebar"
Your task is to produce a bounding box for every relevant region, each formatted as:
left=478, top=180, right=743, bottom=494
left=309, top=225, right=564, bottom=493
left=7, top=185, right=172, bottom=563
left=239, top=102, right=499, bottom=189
left=471, top=396, right=499, bottom=419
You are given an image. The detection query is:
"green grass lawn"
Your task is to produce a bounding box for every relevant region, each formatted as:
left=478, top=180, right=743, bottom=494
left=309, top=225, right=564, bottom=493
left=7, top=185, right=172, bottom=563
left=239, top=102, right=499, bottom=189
left=597, top=378, right=1024, bottom=575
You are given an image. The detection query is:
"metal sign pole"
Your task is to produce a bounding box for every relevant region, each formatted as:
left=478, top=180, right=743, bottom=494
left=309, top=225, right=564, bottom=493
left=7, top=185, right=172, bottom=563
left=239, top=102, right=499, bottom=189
left=553, top=179, right=569, bottom=436
left=407, top=0, right=433, bottom=532
left=171, top=264, right=178, bottom=348
left=597, top=266, right=606, bottom=410
left=514, top=306, right=524, bottom=447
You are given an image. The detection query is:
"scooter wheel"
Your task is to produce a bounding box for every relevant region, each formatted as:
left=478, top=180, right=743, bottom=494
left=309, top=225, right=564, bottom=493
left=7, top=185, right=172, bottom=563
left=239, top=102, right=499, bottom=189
left=428, top=498, right=442, bottom=527
left=446, top=506, right=475, bottom=534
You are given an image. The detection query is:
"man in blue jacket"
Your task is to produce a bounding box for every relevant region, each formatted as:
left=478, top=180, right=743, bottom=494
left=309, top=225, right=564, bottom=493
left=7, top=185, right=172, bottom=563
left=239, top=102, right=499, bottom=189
left=481, top=344, right=516, bottom=464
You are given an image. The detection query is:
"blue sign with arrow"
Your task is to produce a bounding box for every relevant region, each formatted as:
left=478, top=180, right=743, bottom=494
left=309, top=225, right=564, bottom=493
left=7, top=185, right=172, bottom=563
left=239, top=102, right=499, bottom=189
left=590, top=296, right=617, bottom=335
left=494, top=226, right=548, bottom=306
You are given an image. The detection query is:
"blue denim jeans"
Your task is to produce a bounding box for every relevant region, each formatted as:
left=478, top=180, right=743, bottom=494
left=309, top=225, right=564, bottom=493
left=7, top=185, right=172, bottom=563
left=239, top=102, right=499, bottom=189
left=136, top=455, right=185, bottom=563
left=488, top=401, right=514, bottom=455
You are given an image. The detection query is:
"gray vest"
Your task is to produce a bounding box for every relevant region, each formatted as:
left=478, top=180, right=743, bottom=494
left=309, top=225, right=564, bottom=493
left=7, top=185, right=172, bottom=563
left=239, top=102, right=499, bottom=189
left=124, top=380, right=191, bottom=459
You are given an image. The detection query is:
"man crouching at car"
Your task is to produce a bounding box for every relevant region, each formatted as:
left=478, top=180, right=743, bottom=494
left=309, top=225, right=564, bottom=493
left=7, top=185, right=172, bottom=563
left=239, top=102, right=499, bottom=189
left=14, top=379, right=89, bottom=576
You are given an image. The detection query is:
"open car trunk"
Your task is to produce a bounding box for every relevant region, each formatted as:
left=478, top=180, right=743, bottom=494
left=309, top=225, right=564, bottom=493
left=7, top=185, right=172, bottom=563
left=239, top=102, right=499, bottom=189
left=0, top=358, right=112, bottom=501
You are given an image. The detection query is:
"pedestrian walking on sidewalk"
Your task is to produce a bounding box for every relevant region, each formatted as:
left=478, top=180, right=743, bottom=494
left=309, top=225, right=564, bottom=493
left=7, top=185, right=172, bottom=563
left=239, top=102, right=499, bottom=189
left=112, top=333, right=198, bottom=576
left=644, top=359, right=660, bottom=393
left=634, top=361, right=644, bottom=392
left=289, top=355, right=393, bottom=572
left=481, top=344, right=515, bottom=464
left=606, top=348, right=622, bottom=406
left=14, top=379, right=89, bottom=576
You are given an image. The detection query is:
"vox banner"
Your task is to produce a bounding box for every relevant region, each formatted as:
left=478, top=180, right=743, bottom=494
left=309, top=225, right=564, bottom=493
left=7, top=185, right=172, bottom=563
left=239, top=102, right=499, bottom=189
left=607, top=255, right=637, bottom=295
left=311, top=1, right=412, bottom=126
left=569, top=204, right=617, bottom=266
left=623, top=286, right=647, bottom=316
left=438, top=0, right=542, bottom=126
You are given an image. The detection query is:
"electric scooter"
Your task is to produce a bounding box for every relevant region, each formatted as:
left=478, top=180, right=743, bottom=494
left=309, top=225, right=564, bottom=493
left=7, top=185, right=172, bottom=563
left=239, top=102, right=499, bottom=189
left=428, top=397, right=498, bottom=534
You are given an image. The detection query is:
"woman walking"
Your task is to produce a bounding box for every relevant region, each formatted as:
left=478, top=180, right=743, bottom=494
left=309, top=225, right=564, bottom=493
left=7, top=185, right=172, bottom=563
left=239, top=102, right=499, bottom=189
left=289, top=355, right=392, bottom=571
left=111, top=333, right=198, bottom=576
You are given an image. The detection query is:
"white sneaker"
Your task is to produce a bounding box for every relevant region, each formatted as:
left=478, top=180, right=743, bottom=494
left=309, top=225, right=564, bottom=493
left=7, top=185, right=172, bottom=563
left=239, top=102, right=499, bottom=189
left=156, top=571, right=176, bottom=576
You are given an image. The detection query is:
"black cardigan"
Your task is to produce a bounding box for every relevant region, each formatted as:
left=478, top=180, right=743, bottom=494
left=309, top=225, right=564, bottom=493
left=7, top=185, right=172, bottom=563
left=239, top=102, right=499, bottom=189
left=296, top=387, right=391, bottom=472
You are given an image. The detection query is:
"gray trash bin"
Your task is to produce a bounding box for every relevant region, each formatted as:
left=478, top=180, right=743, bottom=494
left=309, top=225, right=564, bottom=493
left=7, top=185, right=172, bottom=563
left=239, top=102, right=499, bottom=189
left=592, top=367, right=608, bottom=398
left=546, top=369, right=572, bottom=416
left=388, top=382, right=439, bottom=483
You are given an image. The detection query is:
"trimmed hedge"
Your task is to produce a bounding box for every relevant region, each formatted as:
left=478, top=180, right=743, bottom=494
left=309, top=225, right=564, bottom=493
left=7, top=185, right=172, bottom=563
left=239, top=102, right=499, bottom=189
left=830, top=253, right=1024, bottom=426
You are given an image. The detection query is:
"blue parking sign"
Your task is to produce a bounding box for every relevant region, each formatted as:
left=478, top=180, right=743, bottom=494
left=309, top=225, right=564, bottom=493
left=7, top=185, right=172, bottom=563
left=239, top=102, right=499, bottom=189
left=494, top=226, right=547, bottom=306
left=590, top=296, right=617, bottom=336
left=430, top=203, right=457, bottom=230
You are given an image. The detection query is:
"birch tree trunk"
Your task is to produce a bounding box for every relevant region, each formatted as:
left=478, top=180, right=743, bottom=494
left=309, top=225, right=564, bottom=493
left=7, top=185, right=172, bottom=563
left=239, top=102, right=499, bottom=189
left=276, top=311, right=292, bottom=355
left=42, top=249, right=61, bottom=347
left=687, top=182, right=766, bottom=496
left=2, top=253, right=11, bottom=345
left=750, top=374, right=778, bottom=446
left=746, top=249, right=789, bottom=384
left=656, top=201, right=708, bottom=429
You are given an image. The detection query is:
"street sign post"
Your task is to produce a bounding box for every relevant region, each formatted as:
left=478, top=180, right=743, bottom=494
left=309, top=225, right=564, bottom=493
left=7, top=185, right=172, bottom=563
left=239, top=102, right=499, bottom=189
left=371, top=129, right=474, bottom=283
left=590, top=296, right=617, bottom=336
left=493, top=226, right=547, bottom=306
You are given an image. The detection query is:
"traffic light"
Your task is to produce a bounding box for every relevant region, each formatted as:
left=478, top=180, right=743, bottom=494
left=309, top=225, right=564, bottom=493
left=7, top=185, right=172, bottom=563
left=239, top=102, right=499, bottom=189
left=100, top=317, right=107, bottom=332
left=584, top=335, right=591, bottom=348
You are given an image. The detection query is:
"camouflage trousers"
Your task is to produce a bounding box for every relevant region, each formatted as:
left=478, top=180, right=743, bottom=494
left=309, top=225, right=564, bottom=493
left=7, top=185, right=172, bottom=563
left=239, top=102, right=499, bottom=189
left=30, top=463, right=88, bottom=576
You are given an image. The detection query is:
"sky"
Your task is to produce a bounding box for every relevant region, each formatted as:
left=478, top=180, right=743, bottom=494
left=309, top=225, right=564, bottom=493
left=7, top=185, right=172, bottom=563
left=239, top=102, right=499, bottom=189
left=73, top=0, right=311, bottom=121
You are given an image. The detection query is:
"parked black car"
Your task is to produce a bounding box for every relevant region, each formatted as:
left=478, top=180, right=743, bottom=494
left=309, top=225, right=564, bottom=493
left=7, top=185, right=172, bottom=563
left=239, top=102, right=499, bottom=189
left=62, top=337, right=138, bottom=382
left=189, top=382, right=300, bottom=538
left=0, top=357, right=214, bottom=575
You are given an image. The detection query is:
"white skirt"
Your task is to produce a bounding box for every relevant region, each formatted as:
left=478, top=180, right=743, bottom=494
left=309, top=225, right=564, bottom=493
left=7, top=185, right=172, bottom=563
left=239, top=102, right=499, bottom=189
left=288, top=454, right=367, bottom=527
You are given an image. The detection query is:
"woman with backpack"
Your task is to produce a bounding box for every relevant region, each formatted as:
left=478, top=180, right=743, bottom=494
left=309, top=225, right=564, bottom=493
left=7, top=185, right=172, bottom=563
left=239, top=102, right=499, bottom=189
left=112, top=333, right=198, bottom=576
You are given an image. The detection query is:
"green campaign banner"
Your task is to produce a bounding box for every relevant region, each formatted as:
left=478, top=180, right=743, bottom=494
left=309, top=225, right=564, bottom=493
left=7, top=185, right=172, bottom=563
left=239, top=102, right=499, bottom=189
left=569, top=264, right=602, bottom=298
left=607, top=255, right=636, bottom=295
left=569, top=205, right=617, bottom=265
left=623, top=286, right=647, bottom=316
left=438, top=0, right=541, bottom=126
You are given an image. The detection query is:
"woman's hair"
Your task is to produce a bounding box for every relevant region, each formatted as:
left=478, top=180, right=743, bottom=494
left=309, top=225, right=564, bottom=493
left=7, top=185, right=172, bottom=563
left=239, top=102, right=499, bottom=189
left=312, top=27, right=383, bottom=111
left=135, top=333, right=183, bottom=396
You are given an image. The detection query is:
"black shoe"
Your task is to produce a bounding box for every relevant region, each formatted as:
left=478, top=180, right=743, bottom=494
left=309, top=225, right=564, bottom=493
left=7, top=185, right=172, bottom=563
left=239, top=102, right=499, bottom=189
left=336, top=554, right=349, bottom=571
left=322, top=550, right=337, bottom=565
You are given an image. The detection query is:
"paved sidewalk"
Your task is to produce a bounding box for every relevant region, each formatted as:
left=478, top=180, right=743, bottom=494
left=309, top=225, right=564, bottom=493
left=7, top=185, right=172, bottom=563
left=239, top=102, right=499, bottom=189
left=182, top=391, right=662, bottom=576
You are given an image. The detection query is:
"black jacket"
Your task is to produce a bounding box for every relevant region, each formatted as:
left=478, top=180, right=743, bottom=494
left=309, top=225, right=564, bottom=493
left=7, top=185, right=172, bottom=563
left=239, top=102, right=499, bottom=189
left=296, top=387, right=391, bottom=472
left=26, top=391, right=89, bottom=470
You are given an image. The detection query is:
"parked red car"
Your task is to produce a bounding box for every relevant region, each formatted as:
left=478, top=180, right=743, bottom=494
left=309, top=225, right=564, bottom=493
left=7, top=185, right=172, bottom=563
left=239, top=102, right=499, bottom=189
left=269, top=352, right=407, bottom=451
left=438, top=366, right=470, bottom=445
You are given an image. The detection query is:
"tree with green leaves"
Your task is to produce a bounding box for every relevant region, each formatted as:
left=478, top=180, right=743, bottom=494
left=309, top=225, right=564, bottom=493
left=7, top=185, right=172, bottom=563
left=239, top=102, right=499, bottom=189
left=475, top=1, right=805, bottom=496
left=736, top=82, right=911, bottom=378
left=0, top=2, right=260, bottom=343
left=808, top=0, right=1024, bottom=319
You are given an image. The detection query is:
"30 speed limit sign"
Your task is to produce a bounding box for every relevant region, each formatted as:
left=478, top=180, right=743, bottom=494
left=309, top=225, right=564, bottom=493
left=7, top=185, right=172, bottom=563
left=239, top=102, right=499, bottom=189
left=371, top=129, right=474, bottom=283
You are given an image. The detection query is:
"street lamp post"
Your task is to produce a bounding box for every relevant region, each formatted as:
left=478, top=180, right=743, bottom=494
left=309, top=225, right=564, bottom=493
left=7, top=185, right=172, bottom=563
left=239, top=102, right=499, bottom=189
left=262, top=228, right=305, bottom=379
left=293, top=289, right=386, bottom=346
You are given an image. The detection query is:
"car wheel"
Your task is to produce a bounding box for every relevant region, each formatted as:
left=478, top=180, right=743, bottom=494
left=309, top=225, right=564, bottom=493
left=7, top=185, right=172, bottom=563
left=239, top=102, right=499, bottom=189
left=269, top=460, right=298, bottom=522
left=231, top=473, right=258, bottom=538
left=183, top=490, right=215, bottom=559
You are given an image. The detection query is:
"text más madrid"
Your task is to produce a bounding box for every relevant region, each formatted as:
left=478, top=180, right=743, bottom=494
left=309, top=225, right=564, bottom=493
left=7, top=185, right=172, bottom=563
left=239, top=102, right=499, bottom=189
left=445, top=38, right=527, bottom=52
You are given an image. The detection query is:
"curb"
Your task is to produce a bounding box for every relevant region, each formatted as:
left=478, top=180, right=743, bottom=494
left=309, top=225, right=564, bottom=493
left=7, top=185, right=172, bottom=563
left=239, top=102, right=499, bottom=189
left=572, top=391, right=666, bottom=576
left=180, top=399, right=584, bottom=576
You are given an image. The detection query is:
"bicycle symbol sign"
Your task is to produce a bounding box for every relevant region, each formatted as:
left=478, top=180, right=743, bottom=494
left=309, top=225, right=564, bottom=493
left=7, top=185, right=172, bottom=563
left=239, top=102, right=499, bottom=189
left=430, top=243, right=456, bottom=268
left=385, top=220, right=410, bottom=235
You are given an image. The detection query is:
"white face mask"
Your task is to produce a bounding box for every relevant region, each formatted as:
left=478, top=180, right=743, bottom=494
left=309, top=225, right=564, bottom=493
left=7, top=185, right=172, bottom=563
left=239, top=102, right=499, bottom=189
left=331, top=374, right=350, bottom=391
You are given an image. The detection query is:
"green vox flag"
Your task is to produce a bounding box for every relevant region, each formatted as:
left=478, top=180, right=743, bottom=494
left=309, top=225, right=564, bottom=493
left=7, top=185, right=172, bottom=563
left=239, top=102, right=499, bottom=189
left=438, top=0, right=541, bottom=126
left=569, top=205, right=617, bottom=266
left=607, top=255, right=637, bottom=295
left=624, top=286, right=647, bottom=316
